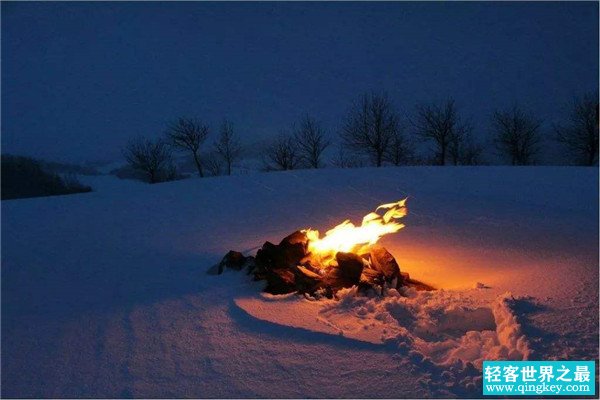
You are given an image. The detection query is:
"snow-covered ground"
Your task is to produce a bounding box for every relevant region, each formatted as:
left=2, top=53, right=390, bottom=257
left=2, top=167, right=598, bottom=398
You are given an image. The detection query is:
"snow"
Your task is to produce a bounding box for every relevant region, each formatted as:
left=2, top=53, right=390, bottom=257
left=2, top=166, right=598, bottom=398
left=235, top=284, right=533, bottom=395
left=238, top=287, right=533, bottom=365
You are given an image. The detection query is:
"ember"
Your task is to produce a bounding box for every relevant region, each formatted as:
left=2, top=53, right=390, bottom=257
left=215, top=199, right=433, bottom=297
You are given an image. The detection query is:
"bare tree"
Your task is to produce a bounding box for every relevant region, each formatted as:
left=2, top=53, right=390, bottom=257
left=123, top=136, right=177, bottom=184
left=491, top=105, right=542, bottom=165
left=555, top=93, right=599, bottom=166
left=203, top=152, right=223, bottom=177
left=262, top=133, right=300, bottom=171
left=448, top=131, right=465, bottom=166
left=341, top=92, right=399, bottom=167
left=413, top=99, right=470, bottom=166
left=446, top=128, right=484, bottom=166
left=166, top=118, right=209, bottom=177
left=214, top=119, right=242, bottom=175
left=459, top=134, right=484, bottom=165
left=384, top=129, right=413, bottom=166
left=293, top=115, right=330, bottom=168
left=332, top=144, right=364, bottom=168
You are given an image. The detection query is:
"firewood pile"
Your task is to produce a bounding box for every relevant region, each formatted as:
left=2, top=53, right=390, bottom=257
left=214, top=230, right=433, bottom=297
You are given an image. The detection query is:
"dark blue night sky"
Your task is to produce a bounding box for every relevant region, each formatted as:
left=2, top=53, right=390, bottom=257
left=2, top=1, right=598, bottom=163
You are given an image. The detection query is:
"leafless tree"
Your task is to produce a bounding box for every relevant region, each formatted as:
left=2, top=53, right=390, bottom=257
left=293, top=115, right=330, bottom=168
left=123, top=136, right=177, bottom=184
left=413, top=99, right=470, bottom=166
left=203, top=152, right=223, bottom=177
left=491, top=105, right=542, bottom=165
left=384, top=129, right=413, bottom=166
left=446, top=128, right=484, bottom=166
left=331, top=144, right=364, bottom=168
left=262, top=133, right=300, bottom=171
left=448, top=131, right=465, bottom=166
left=555, top=93, right=599, bottom=166
left=460, top=134, right=484, bottom=165
left=214, top=119, right=242, bottom=175
left=166, top=118, right=209, bottom=177
left=341, top=92, right=400, bottom=167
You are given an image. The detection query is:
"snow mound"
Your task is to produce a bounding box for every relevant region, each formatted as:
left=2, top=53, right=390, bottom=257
left=236, top=287, right=532, bottom=395
left=491, top=292, right=532, bottom=360
left=238, top=288, right=531, bottom=366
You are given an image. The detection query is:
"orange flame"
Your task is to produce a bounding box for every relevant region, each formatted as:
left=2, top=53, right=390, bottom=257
left=303, top=199, right=407, bottom=262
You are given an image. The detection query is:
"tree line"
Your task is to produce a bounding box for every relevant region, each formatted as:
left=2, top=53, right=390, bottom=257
left=123, top=118, right=243, bottom=183
left=124, top=91, right=598, bottom=183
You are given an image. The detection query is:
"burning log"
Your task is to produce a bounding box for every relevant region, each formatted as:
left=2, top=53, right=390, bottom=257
left=368, top=244, right=403, bottom=289
left=295, top=266, right=322, bottom=293
left=252, top=231, right=308, bottom=290
left=324, top=252, right=365, bottom=290
left=217, top=250, right=253, bottom=274
left=214, top=198, right=434, bottom=296
left=263, top=268, right=296, bottom=294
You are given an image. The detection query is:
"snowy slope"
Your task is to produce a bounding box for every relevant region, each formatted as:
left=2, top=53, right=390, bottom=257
left=2, top=167, right=598, bottom=398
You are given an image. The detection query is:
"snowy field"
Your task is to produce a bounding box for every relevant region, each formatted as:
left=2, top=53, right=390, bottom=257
left=2, top=166, right=598, bottom=398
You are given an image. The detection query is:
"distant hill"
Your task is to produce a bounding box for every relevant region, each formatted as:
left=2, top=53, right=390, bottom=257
left=39, top=159, right=101, bottom=176
left=1, top=154, right=92, bottom=200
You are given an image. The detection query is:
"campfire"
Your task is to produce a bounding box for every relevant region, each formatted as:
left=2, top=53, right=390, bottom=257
left=216, top=199, right=433, bottom=297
